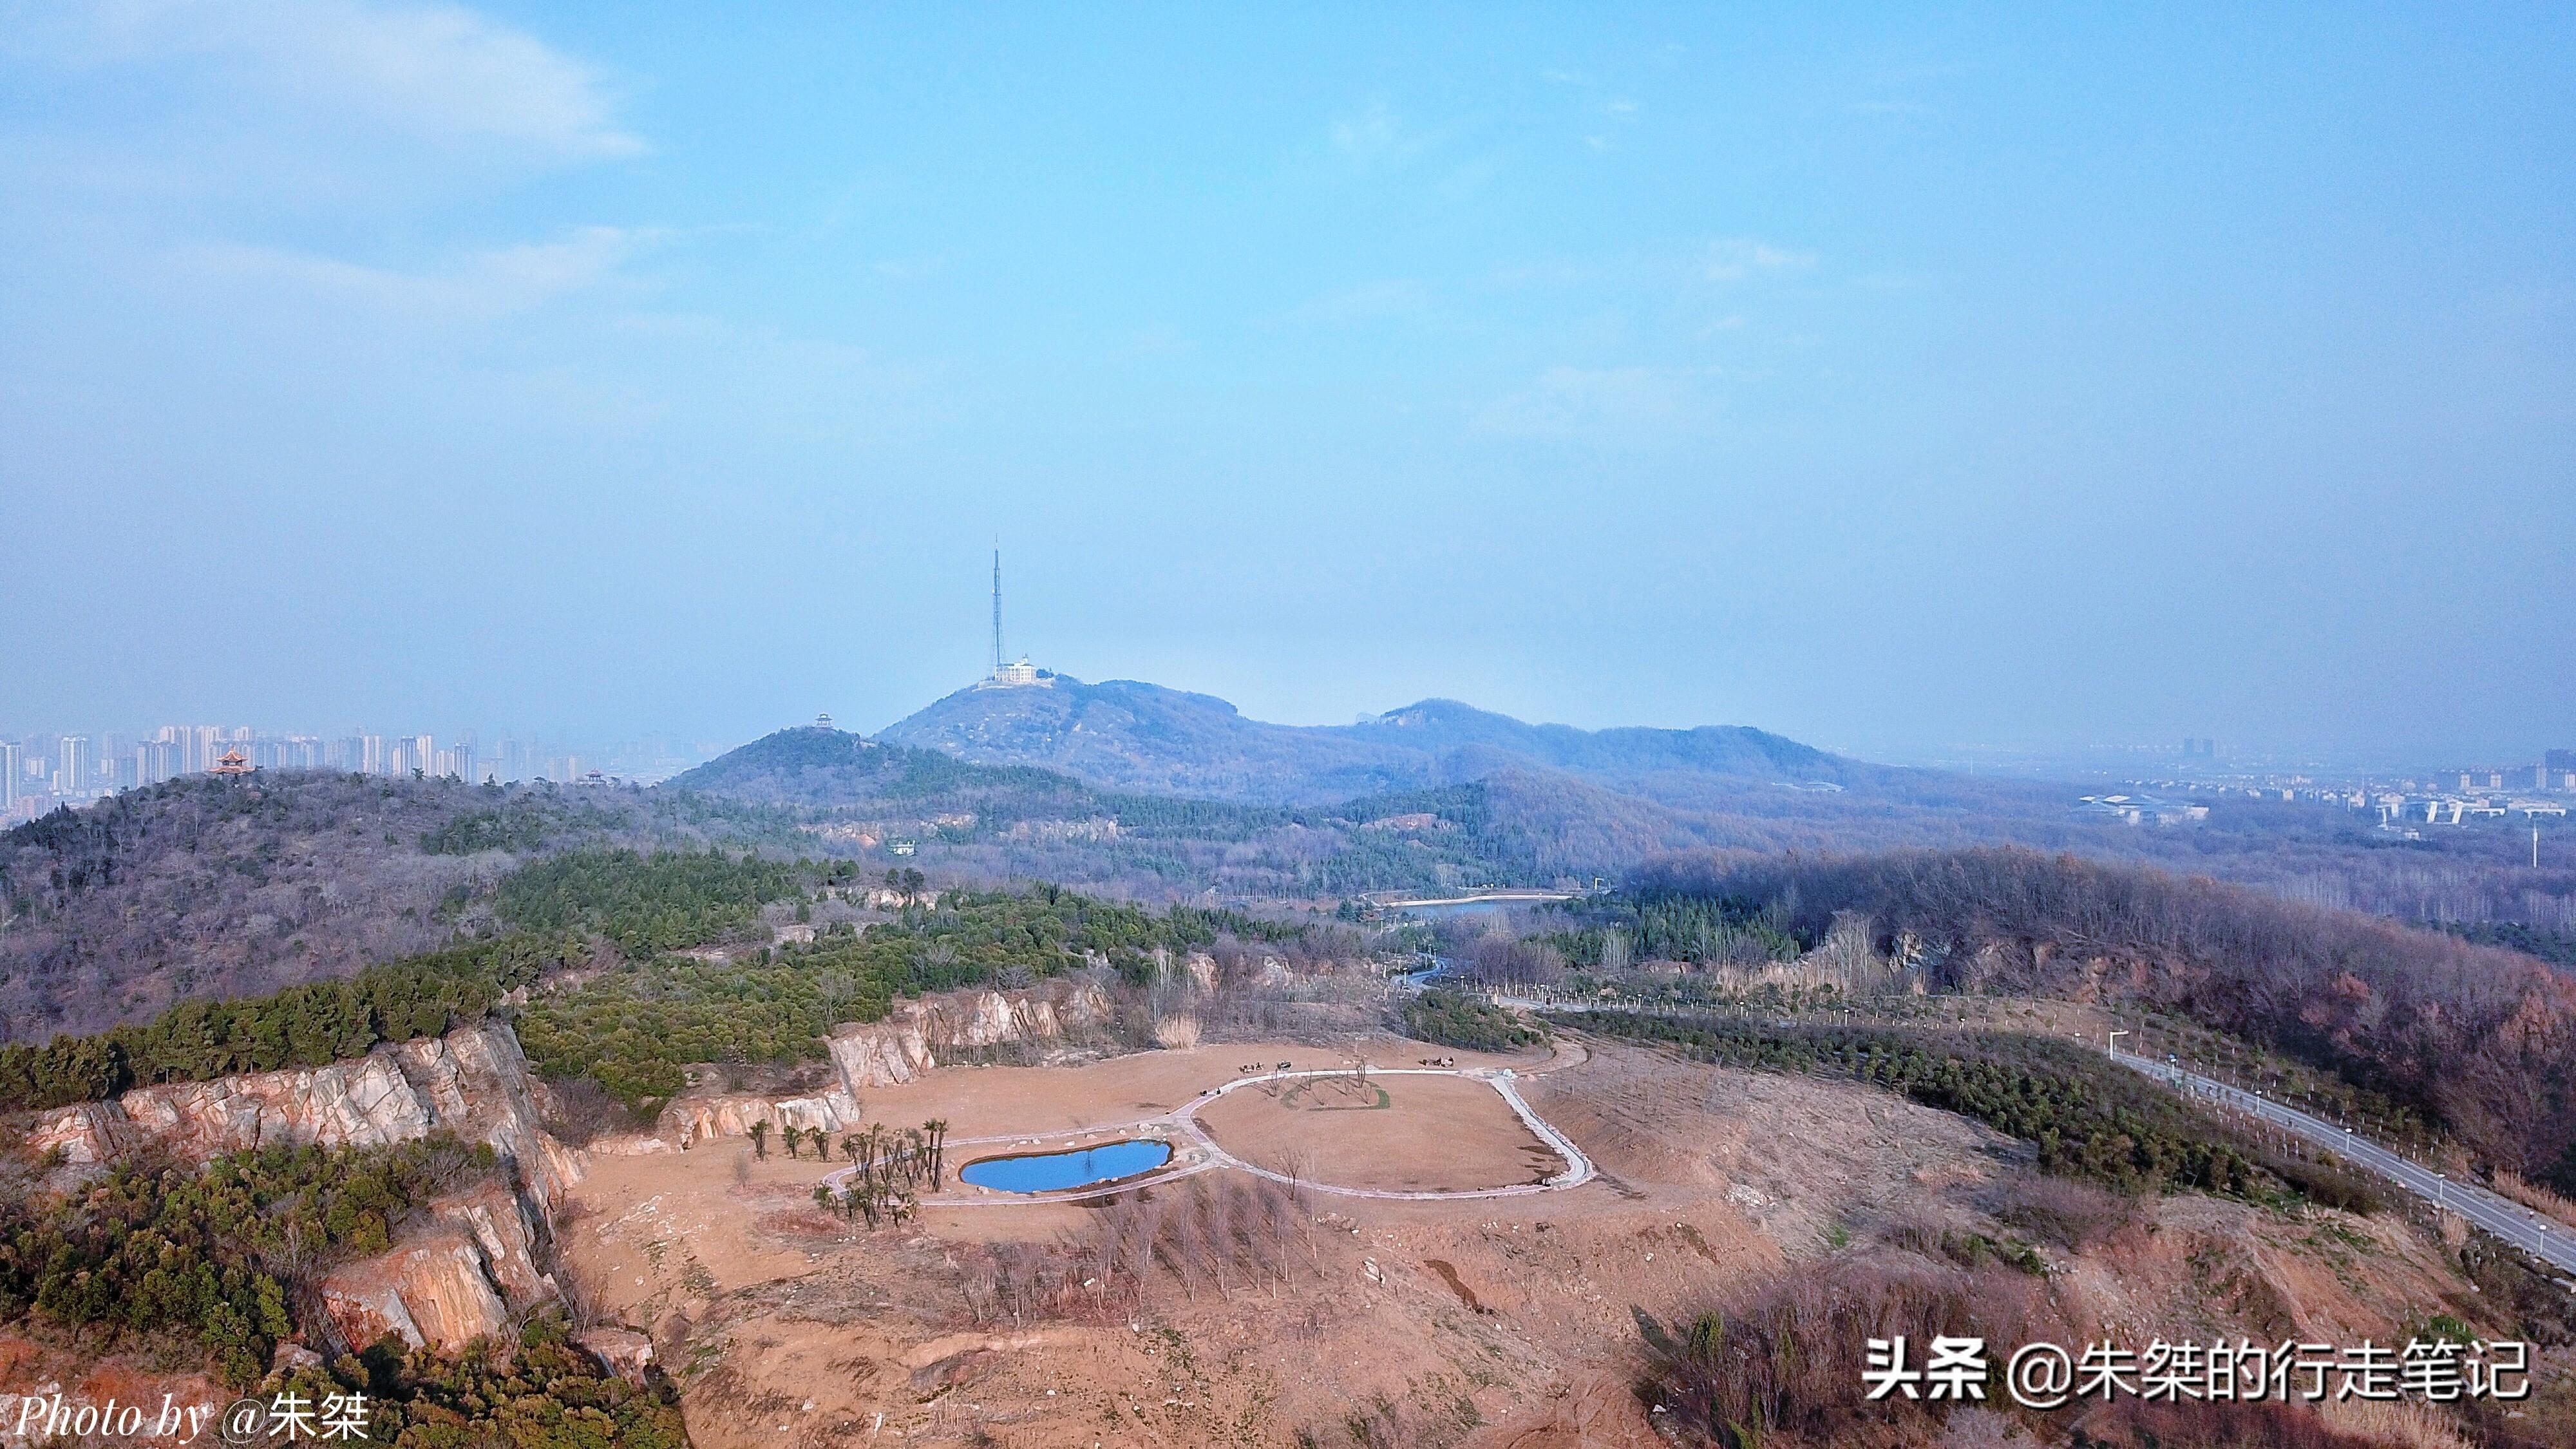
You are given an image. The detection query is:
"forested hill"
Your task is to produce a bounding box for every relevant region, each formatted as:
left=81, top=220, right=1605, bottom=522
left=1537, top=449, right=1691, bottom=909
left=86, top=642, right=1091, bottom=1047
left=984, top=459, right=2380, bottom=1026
left=0, top=773, right=796, bottom=1043
left=663, top=723, right=1103, bottom=809
left=876, top=676, right=1861, bottom=806
left=1636, top=846, right=2576, bottom=1185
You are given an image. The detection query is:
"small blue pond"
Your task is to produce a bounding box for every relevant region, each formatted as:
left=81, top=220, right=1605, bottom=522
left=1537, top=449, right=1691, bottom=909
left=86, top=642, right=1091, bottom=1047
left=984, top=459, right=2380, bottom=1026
left=960, top=1139, right=1172, bottom=1193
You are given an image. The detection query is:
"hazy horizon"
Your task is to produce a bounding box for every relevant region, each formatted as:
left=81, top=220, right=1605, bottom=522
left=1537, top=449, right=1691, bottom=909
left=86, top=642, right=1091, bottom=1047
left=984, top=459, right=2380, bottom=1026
left=6, top=5, right=2569, bottom=761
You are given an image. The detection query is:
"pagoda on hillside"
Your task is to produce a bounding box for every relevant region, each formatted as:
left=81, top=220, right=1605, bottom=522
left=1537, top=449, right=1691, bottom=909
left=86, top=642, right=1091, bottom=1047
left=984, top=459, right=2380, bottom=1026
left=209, top=748, right=254, bottom=777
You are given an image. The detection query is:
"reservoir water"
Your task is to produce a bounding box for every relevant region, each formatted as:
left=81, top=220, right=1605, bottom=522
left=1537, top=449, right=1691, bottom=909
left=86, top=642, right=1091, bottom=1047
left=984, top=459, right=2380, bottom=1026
left=960, top=1139, right=1171, bottom=1193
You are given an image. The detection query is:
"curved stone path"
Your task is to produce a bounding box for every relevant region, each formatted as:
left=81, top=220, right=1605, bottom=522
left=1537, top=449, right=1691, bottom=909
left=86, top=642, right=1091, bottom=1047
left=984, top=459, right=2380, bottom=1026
left=819, top=1053, right=1595, bottom=1209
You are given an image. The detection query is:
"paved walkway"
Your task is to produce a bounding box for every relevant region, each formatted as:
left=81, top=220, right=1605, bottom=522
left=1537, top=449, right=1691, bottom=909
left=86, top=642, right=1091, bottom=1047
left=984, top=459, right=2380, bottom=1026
left=817, top=1054, right=1596, bottom=1209
left=2110, top=1048, right=2576, bottom=1275
left=1504, top=988, right=2576, bottom=1276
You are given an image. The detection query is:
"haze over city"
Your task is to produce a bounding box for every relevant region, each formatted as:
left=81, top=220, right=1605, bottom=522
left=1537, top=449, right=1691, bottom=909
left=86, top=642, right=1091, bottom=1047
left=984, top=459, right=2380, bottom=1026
left=15, top=10, right=2576, bottom=1446
left=5, top=5, right=2568, bottom=761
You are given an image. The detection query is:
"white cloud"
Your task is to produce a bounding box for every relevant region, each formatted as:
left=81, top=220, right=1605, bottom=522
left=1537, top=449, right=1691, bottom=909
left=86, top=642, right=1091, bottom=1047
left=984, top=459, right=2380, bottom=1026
left=1329, top=99, right=1444, bottom=173
left=1703, top=238, right=1817, bottom=282
left=15, top=0, right=641, bottom=164
left=173, top=226, right=645, bottom=321
left=1473, top=365, right=1727, bottom=444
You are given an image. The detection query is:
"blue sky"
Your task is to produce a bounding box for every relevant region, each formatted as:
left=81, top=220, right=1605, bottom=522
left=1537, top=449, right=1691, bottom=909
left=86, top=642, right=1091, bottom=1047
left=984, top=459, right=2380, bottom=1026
left=4, top=3, right=2570, bottom=762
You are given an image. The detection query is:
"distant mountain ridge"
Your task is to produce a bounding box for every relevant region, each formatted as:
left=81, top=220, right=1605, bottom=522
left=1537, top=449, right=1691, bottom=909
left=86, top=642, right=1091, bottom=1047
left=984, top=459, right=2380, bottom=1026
left=873, top=676, right=1852, bottom=806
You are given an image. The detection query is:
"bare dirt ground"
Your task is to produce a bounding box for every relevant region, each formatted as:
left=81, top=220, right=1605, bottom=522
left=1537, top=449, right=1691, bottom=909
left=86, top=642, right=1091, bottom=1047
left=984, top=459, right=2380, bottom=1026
left=1194, top=1071, right=1560, bottom=1194
left=556, top=1028, right=2545, bottom=1449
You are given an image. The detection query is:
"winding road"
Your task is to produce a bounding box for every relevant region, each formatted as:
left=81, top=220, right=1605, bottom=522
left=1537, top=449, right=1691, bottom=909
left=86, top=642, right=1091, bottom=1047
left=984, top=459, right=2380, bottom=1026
left=2108, top=1046, right=2576, bottom=1276
left=1490, top=983, right=2576, bottom=1277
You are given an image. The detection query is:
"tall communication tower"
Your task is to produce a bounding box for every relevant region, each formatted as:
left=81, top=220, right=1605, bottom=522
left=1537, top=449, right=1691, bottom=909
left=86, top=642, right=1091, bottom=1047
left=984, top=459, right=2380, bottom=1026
left=990, top=547, right=1005, bottom=677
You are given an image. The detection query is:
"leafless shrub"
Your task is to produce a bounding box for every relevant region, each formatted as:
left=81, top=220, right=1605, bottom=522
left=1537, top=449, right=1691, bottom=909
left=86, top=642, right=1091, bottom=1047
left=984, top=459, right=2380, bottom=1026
left=1985, top=1173, right=2135, bottom=1250
left=538, top=1075, right=641, bottom=1147
left=1457, top=933, right=1564, bottom=987
left=950, top=1175, right=1325, bottom=1327
left=1641, top=1253, right=2061, bottom=1446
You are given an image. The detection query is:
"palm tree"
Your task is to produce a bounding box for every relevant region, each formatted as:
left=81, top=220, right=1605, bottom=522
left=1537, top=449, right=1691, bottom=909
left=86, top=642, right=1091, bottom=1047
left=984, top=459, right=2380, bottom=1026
left=923, top=1119, right=950, bottom=1189
left=749, top=1120, right=770, bottom=1160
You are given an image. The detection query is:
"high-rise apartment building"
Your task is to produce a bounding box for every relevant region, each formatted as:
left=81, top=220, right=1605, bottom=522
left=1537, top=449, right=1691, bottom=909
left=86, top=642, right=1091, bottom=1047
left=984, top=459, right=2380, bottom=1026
left=0, top=741, right=18, bottom=810
left=163, top=724, right=225, bottom=775
left=59, top=736, right=90, bottom=799
left=138, top=739, right=177, bottom=786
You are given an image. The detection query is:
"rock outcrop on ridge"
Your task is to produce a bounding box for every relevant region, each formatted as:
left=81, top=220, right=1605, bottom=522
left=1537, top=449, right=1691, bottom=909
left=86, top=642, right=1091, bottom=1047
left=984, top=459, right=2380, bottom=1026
left=826, top=979, right=1112, bottom=1091
left=28, top=1022, right=581, bottom=1352
left=618, top=980, right=1117, bottom=1152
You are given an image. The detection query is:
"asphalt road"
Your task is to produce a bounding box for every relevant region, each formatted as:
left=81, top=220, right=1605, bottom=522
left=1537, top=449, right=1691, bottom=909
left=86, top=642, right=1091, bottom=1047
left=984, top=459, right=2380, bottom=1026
left=2110, top=1048, right=2576, bottom=1276
left=1455, top=980, right=2576, bottom=1276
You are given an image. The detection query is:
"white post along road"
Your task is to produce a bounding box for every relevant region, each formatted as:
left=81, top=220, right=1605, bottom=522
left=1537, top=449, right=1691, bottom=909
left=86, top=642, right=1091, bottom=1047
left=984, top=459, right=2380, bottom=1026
left=2108, top=1045, right=2576, bottom=1276
left=1486, top=978, right=2576, bottom=1278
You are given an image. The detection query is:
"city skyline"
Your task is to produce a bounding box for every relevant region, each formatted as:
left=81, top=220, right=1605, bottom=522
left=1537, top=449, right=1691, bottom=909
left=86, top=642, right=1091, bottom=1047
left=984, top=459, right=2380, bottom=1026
left=8, top=701, right=2572, bottom=828
left=0, top=719, right=718, bottom=821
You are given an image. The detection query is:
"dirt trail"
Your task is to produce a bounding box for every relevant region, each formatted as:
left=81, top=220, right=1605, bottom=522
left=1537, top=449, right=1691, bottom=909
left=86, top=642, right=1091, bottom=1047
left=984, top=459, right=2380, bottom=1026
left=559, top=1031, right=2526, bottom=1449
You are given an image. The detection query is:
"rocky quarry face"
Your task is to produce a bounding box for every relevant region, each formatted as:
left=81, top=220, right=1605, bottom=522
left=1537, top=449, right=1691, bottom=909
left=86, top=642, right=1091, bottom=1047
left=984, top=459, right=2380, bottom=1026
left=23, top=981, right=1110, bottom=1354
left=620, top=980, right=1115, bottom=1151
left=826, top=978, right=1112, bottom=1092
left=28, top=1023, right=580, bottom=1353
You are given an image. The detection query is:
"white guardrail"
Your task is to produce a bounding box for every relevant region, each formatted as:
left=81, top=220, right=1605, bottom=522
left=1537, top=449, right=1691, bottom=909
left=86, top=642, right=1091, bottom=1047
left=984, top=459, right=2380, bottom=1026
left=2105, top=1046, right=2576, bottom=1276
left=1447, top=973, right=2576, bottom=1278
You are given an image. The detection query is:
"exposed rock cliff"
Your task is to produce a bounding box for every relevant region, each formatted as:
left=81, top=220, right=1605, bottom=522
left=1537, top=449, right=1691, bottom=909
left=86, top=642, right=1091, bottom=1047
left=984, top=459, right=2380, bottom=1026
left=28, top=1023, right=582, bottom=1208
left=661, top=1088, right=863, bottom=1146
left=634, top=981, right=1115, bottom=1148
left=316, top=1175, right=560, bottom=1352
left=29, top=1023, right=582, bottom=1354
left=826, top=980, right=1111, bottom=1091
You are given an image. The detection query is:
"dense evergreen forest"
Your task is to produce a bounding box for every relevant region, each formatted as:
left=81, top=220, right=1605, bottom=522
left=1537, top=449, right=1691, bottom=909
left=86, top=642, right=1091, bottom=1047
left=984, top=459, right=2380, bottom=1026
left=1533, top=889, right=1804, bottom=968
left=0, top=1135, right=497, bottom=1381
left=0, top=934, right=589, bottom=1110
left=493, top=846, right=813, bottom=953
left=516, top=884, right=1306, bottom=1108
left=1397, top=988, right=1548, bottom=1053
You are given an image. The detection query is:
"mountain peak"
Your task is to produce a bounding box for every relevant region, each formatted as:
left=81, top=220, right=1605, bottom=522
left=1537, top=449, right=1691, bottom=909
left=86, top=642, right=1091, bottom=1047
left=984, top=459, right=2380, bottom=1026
left=874, top=676, right=1855, bottom=806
